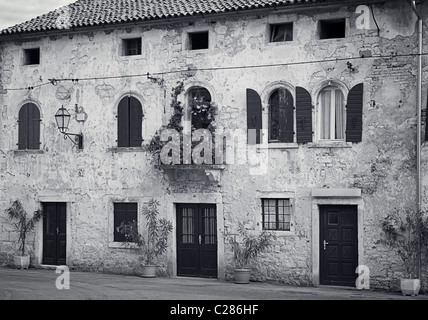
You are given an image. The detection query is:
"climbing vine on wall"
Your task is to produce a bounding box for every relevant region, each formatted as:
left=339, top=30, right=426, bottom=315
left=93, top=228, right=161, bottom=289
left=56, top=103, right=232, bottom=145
left=145, top=80, right=219, bottom=163
left=144, top=81, right=185, bottom=157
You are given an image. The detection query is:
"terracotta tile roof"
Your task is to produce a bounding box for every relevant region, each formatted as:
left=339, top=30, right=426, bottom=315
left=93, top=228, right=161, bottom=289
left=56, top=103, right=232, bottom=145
left=0, top=0, right=322, bottom=35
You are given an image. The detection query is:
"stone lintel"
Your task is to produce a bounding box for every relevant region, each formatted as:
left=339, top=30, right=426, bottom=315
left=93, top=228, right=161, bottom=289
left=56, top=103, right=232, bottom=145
left=311, top=188, right=362, bottom=198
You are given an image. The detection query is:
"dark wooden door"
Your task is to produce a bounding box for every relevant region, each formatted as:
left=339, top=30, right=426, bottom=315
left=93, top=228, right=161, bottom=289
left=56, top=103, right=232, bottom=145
left=320, top=205, right=358, bottom=286
left=43, top=203, right=66, bottom=265
left=177, top=204, right=217, bottom=278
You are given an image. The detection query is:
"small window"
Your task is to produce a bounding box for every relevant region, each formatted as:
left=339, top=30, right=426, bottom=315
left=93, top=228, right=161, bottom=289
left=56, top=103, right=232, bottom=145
left=123, top=38, right=142, bottom=56
left=23, top=48, right=40, bottom=65
left=270, top=23, right=293, bottom=42
left=114, top=203, right=138, bottom=242
left=319, top=19, right=346, bottom=39
left=262, top=199, right=291, bottom=231
left=188, top=31, right=209, bottom=50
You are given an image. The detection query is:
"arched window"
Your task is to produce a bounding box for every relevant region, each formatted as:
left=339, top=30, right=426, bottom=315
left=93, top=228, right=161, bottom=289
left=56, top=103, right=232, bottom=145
left=188, top=86, right=212, bottom=130
left=18, top=103, right=41, bottom=150
left=319, top=86, right=345, bottom=140
left=117, top=96, right=143, bottom=147
left=268, top=88, right=294, bottom=143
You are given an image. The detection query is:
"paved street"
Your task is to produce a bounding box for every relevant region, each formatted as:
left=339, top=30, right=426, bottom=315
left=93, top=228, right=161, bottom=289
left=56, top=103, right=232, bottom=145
left=0, top=267, right=427, bottom=301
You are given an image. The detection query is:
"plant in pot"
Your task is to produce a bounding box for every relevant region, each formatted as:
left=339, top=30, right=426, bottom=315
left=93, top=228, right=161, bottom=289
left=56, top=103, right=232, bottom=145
left=225, top=224, right=275, bottom=284
left=4, top=200, right=44, bottom=269
left=118, top=199, right=173, bottom=277
left=379, top=208, right=428, bottom=296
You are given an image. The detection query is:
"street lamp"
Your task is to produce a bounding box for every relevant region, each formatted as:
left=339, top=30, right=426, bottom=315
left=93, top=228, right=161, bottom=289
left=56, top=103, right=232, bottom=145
left=55, top=106, right=83, bottom=149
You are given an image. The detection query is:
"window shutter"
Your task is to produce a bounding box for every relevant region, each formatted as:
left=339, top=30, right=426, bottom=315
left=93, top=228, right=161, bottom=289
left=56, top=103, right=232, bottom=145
left=278, top=89, right=294, bottom=143
left=346, top=83, right=364, bottom=143
left=18, top=104, right=29, bottom=149
left=118, top=97, right=130, bottom=147
left=28, top=104, right=41, bottom=150
left=296, top=87, right=313, bottom=144
left=246, top=89, right=262, bottom=144
left=129, top=97, right=143, bottom=147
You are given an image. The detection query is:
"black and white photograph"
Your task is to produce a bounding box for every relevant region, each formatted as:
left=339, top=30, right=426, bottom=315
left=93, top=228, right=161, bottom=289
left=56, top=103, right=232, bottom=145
left=0, top=0, right=428, bottom=308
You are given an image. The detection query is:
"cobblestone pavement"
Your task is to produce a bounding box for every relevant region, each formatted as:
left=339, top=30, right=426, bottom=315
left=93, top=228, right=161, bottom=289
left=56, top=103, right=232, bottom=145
left=0, top=267, right=427, bottom=300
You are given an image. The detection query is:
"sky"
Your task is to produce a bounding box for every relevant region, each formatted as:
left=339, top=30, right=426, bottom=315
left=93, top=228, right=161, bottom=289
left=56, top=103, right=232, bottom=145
left=0, top=0, right=76, bottom=31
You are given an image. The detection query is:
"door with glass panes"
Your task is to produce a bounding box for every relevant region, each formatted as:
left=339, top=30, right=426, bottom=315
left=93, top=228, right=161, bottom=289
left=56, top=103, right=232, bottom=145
left=176, top=204, right=217, bottom=278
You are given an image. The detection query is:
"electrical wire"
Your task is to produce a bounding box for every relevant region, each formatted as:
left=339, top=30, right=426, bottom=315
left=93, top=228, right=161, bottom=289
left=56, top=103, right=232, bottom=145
left=3, top=51, right=427, bottom=91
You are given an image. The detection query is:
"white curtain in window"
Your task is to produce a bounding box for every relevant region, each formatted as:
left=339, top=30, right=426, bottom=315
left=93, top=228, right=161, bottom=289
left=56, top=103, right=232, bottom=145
left=320, top=90, right=331, bottom=139
left=335, top=90, right=344, bottom=139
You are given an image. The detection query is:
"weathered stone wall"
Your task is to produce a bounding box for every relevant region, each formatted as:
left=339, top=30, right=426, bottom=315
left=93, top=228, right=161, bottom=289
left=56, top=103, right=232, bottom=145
left=0, top=0, right=427, bottom=291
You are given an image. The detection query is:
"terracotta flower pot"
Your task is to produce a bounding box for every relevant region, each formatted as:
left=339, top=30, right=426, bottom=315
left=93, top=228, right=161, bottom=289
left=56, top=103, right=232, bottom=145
left=13, top=255, right=30, bottom=270
left=141, top=265, right=157, bottom=278
left=234, top=268, right=251, bottom=284
left=400, top=279, right=421, bottom=296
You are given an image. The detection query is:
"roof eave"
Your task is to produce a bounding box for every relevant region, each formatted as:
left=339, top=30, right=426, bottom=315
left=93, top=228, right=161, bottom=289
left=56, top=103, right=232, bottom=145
left=0, top=0, right=387, bottom=42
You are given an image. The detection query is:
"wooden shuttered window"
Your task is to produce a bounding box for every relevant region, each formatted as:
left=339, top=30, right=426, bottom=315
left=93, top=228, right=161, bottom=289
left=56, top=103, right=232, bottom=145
left=246, top=89, right=263, bottom=144
left=113, top=203, right=138, bottom=242
left=269, top=89, right=294, bottom=143
left=18, top=103, right=41, bottom=150
left=117, top=97, right=143, bottom=147
left=296, top=87, right=313, bottom=144
left=345, top=83, right=364, bottom=143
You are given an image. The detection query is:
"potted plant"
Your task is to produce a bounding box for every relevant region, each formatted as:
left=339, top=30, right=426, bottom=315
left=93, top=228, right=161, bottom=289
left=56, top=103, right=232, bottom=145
left=4, top=200, right=44, bottom=269
left=225, top=224, right=275, bottom=284
left=380, top=208, right=428, bottom=296
left=118, top=199, right=173, bottom=277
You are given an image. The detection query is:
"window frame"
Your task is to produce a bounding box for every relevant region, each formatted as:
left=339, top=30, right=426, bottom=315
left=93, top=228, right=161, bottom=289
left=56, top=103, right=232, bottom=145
left=187, top=86, right=213, bottom=131
left=261, top=198, right=292, bottom=231
left=187, top=31, right=210, bottom=51
left=267, top=88, right=294, bottom=143
left=260, top=82, right=298, bottom=148
left=122, top=37, right=142, bottom=56
left=317, top=86, right=346, bottom=142
left=269, top=22, right=294, bottom=43
left=113, top=202, right=138, bottom=243
left=117, top=95, right=144, bottom=148
left=318, top=18, right=346, bottom=40
left=23, top=48, right=40, bottom=65
left=17, top=102, right=41, bottom=150
left=182, top=27, right=212, bottom=53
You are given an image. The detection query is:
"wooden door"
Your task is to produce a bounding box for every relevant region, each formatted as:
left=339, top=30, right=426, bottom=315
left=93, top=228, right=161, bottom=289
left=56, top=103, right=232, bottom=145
left=177, top=204, right=217, bottom=278
left=43, top=203, right=66, bottom=265
left=320, top=205, right=358, bottom=286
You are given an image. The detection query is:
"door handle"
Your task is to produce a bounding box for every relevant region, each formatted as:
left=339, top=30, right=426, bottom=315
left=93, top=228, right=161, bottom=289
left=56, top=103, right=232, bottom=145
left=323, top=240, right=329, bottom=250
left=56, top=227, right=59, bottom=235
left=198, top=235, right=202, bottom=245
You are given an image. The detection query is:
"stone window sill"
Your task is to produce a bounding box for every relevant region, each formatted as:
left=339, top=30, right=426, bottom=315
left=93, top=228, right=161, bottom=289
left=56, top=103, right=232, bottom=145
left=108, top=147, right=145, bottom=153
left=266, top=41, right=294, bottom=46
left=118, top=55, right=144, bottom=61
left=14, top=149, right=44, bottom=155
left=108, top=242, right=138, bottom=249
left=257, top=143, right=299, bottom=150
left=307, top=142, right=352, bottom=148
left=265, top=229, right=296, bottom=236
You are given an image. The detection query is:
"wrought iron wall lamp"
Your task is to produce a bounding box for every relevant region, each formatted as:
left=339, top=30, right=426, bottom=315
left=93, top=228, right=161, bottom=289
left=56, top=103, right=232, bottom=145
left=55, top=106, right=83, bottom=149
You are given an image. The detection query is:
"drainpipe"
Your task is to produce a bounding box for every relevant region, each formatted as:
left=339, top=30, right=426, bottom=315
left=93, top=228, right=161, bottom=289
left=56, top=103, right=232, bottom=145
left=410, top=0, right=422, bottom=280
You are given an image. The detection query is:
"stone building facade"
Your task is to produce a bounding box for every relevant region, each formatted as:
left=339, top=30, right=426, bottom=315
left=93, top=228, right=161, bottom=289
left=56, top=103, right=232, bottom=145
left=0, top=0, right=427, bottom=291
